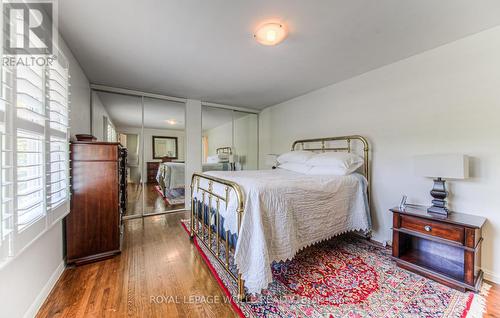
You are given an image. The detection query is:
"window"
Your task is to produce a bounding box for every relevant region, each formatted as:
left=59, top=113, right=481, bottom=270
left=107, top=122, right=117, bottom=142
left=103, top=116, right=117, bottom=142
left=0, top=52, right=70, bottom=266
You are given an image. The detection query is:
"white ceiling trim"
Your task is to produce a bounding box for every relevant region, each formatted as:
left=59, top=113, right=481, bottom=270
left=90, top=84, right=260, bottom=114
left=90, top=84, right=186, bottom=103
left=201, top=101, right=260, bottom=114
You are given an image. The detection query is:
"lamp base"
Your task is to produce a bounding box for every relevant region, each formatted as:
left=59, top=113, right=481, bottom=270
left=427, top=205, right=449, bottom=216
left=427, top=178, right=449, bottom=217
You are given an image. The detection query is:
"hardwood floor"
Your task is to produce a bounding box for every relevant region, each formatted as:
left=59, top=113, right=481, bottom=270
left=125, top=183, right=185, bottom=217
left=37, top=212, right=237, bottom=318
left=485, top=282, right=500, bottom=318
left=37, top=210, right=499, bottom=318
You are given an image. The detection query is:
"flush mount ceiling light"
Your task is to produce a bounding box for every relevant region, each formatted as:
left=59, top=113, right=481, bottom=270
left=254, top=23, right=287, bottom=46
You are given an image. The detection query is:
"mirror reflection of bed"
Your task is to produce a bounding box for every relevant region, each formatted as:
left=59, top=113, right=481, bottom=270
left=92, top=91, right=187, bottom=217
left=154, top=107, right=258, bottom=210
left=201, top=106, right=258, bottom=170
left=156, top=146, right=232, bottom=204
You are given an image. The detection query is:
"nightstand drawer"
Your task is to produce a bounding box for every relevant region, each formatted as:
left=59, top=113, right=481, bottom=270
left=400, top=215, right=464, bottom=244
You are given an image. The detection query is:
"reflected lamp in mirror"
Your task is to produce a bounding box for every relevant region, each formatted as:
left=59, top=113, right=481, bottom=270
left=414, top=154, right=469, bottom=216
left=265, top=154, right=279, bottom=169
left=228, top=155, right=236, bottom=171
left=152, top=136, right=178, bottom=159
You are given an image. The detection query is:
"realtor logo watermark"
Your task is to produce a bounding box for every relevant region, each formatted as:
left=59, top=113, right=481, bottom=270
left=2, top=0, right=57, bottom=66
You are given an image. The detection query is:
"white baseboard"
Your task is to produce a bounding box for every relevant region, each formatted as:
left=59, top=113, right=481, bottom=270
left=23, top=261, right=65, bottom=318
left=483, top=268, right=500, bottom=284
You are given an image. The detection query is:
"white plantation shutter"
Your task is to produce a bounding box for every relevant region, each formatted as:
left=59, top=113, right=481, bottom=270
left=106, top=122, right=117, bottom=142
left=103, top=116, right=117, bottom=142
left=0, top=66, right=14, bottom=261
left=47, top=55, right=70, bottom=223
left=0, top=51, right=71, bottom=266
left=14, top=65, right=47, bottom=249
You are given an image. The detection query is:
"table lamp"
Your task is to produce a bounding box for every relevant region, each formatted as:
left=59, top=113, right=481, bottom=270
left=414, top=154, right=469, bottom=216
left=228, top=154, right=235, bottom=171
left=265, top=154, right=279, bottom=169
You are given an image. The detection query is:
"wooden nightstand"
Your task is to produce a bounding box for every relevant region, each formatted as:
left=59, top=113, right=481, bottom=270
left=390, top=206, right=486, bottom=292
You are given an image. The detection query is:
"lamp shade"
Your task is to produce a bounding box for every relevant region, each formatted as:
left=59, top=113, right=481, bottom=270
left=414, top=154, right=469, bottom=179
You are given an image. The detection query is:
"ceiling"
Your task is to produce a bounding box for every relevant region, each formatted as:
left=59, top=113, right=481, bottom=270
left=60, top=1, right=500, bottom=109
left=96, top=91, right=247, bottom=131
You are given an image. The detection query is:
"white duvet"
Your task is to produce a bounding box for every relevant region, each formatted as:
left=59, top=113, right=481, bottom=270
left=193, top=168, right=371, bottom=294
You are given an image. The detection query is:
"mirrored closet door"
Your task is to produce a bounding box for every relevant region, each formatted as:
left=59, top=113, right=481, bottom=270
left=202, top=106, right=258, bottom=172
left=92, top=91, right=143, bottom=218
left=143, top=97, right=186, bottom=216
left=233, top=111, right=258, bottom=170
left=91, top=91, right=186, bottom=219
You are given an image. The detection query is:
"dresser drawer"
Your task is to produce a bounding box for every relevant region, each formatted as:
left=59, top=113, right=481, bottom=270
left=400, top=215, right=464, bottom=244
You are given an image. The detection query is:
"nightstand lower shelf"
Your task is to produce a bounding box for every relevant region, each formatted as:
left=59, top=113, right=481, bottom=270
left=399, top=248, right=464, bottom=282
left=394, top=254, right=484, bottom=292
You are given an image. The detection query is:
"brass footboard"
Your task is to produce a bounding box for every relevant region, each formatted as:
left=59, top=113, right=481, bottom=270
left=190, top=173, right=246, bottom=301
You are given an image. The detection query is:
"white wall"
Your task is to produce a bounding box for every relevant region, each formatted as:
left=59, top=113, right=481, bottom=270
left=204, top=121, right=232, bottom=158
left=234, top=114, right=258, bottom=170
left=92, top=92, right=114, bottom=141
left=259, top=26, right=500, bottom=283
left=67, top=43, right=91, bottom=139
left=0, top=36, right=91, bottom=317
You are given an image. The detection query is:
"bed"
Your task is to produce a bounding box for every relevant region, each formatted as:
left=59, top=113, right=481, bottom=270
left=189, top=136, right=371, bottom=301
left=156, top=147, right=232, bottom=196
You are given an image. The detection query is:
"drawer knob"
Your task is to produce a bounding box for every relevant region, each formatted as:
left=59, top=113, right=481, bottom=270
left=424, top=225, right=432, bottom=232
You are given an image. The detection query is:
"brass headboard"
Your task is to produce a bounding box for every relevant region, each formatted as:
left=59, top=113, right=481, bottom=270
left=216, top=146, right=232, bottom=155
left=291, top=135, right=370, bottom=202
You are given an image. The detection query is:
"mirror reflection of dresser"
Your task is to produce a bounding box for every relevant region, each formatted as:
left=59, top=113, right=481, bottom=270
left=147, top=162, right=160, bottom=183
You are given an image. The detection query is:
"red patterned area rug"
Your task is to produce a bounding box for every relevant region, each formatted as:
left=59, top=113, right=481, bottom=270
left=180, top=220, right=488, bottom=318
left=154, top=185, right=185, bottom=205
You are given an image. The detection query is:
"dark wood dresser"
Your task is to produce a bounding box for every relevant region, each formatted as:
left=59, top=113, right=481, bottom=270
left=65, top=142, right=127, bottom=265
left=391, top=206, right=486, bottom=292
left=147, top=161, right=160, bottom=183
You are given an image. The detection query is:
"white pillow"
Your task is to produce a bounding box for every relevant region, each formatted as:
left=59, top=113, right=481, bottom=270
left=277, top=151, right=314, bottom=164
left=207, top=153, right=230, bottom=163
left=218, top=153, right=230, bottom=160
left=206, top=155, right=220, bottom=163
left=306, top=166, right=350, bottom=176
left=278, top=162, right=311, bottom=174
left=306, top=152, right=363, bottom=175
